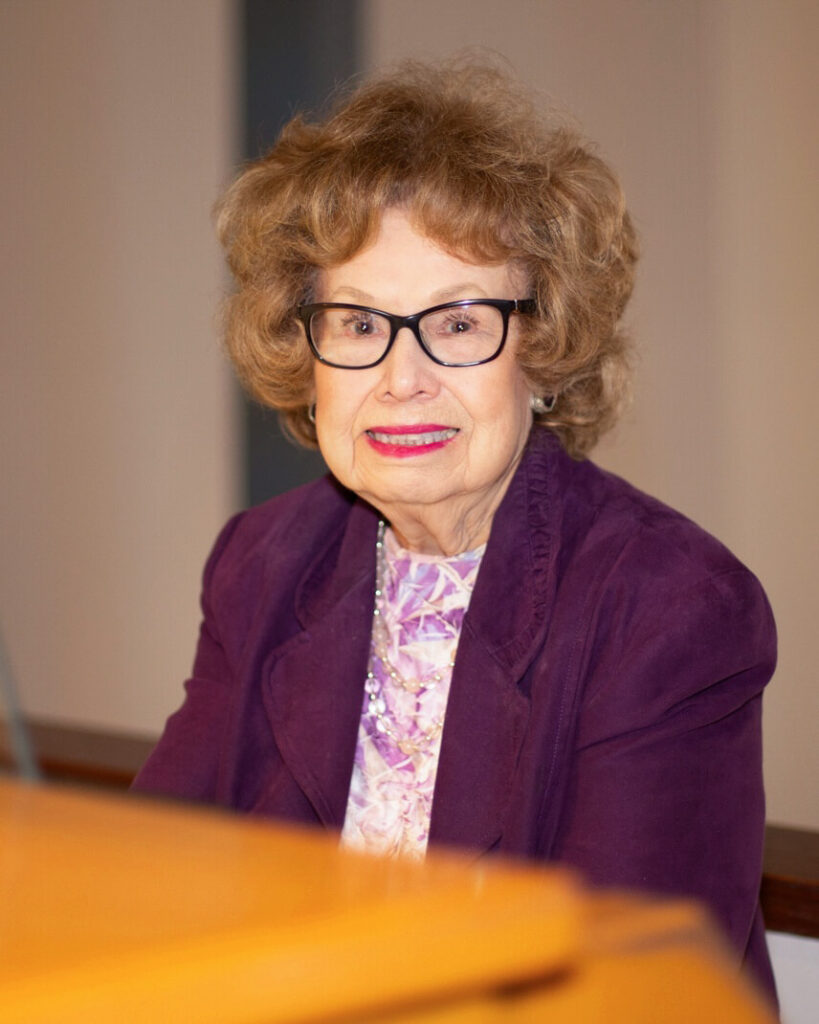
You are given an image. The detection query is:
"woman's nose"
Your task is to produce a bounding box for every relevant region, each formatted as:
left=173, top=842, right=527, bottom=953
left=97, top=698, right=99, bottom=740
left=378, top=327, right=440, bottom=401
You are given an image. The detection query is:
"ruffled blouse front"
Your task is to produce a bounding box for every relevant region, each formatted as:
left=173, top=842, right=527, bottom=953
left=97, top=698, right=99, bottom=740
left=340, top=527, right=484, bottom=858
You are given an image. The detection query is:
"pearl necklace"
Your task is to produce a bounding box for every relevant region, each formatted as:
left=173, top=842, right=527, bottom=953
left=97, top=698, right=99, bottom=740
left=365, top=521, right=454, bottom=755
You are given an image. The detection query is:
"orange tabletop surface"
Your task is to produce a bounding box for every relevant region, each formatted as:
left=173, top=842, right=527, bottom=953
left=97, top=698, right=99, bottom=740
left=0, top=778, right=580, bottom=1022
left=0, top=778, right=775, bottom=1023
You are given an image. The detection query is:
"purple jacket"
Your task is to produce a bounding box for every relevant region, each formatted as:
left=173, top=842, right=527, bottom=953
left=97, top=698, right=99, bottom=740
left=134, top=428, right=776, bottom=995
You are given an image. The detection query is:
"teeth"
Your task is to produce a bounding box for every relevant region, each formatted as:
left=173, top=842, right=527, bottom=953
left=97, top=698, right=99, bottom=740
left=368, top=428, right=458, bottom=446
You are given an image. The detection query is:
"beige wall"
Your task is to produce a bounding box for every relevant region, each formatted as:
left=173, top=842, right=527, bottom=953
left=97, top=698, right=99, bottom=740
left=707, top=2, right=819, bottom=832
left=0, top=1, right=238, bottom=735
left=2, top=2, right=815, bottom=829
left=364, top=0, right=818, bottom=829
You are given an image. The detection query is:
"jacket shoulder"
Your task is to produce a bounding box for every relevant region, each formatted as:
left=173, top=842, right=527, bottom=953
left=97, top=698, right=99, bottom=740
left=199, top=475, right=356, bottom=623
left=211, top=473, right=352, bottom=564
left=553, top=455, right=776, bottom=716
left=560, top=452, right=760, bottom=585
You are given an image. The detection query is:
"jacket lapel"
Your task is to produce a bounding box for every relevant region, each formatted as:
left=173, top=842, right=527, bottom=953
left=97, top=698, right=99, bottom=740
left=429, top=634, right=531, bottom=852
left=261, top=502, right=380, bottom=827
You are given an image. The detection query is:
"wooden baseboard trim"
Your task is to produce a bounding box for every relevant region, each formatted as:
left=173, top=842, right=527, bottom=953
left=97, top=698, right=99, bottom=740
left=1, top=716, right=155, bottom=789
left=761, top=825, right=819, bottom=938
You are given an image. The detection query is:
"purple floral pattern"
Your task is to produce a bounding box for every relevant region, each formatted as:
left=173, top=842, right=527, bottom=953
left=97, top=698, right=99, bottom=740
left=341, top=528, right=484, bottom=858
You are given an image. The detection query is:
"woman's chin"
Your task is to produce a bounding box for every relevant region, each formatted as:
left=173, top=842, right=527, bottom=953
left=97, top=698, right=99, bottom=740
left=366, top=480, right=461, bottom=514
left=348, top=464, right=465, bottom=517
left=328, top=440, right=463, bottom=505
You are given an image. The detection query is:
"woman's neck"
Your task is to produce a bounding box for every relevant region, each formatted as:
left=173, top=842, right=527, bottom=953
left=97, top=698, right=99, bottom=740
left=375, top=499, right=497, bottom=556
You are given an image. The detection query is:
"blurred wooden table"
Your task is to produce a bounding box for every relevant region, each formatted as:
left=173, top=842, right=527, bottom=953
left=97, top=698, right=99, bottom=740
left=0, top=778, right=774, bottom=1023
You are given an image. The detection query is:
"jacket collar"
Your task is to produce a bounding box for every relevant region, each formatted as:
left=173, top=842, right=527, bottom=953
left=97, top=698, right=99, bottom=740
left=429, top=428, right=562, bottom=850
left=263, top=428, right=564, bottom=849
left=461, top=427, right=559, bottom=675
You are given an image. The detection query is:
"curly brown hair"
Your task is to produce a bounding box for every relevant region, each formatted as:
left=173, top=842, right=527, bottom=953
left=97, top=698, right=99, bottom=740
left=216, top=59, right=638, bottom=458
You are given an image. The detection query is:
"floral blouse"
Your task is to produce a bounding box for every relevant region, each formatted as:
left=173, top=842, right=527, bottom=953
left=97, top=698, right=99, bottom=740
left=340, top=527, right=484, bottom=858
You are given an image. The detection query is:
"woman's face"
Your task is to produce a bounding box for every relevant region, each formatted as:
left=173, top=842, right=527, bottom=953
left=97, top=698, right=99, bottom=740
left=311, top=208, right=533, bottom=552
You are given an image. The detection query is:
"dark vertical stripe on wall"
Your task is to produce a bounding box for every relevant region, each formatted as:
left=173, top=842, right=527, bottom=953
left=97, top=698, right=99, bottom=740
left=241, top=0, right=362, bottom=505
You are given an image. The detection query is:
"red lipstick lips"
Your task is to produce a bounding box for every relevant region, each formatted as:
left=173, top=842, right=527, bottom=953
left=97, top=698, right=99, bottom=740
left=365, top=424, right=459, bottom=458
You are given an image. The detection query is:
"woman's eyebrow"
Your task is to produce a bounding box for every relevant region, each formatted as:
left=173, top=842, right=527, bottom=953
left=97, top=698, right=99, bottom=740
left=324, top=285, right=373, bottom=303
left=429, top=283, right=490, bottom=304
left=324, top=283, right=492, bottom=307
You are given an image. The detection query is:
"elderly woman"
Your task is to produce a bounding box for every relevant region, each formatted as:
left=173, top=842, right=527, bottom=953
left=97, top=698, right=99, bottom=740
left=133, top=62, right=776, bottom=995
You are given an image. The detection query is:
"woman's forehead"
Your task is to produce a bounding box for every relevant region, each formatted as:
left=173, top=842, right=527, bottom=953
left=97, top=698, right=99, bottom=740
left=316, top=211, right=521, bottom=307
left=325, top=206, right=516, bottom=271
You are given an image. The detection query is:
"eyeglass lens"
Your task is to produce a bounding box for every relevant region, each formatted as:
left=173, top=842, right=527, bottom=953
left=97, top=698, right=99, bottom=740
left=308, top=303, right=507, bottom=367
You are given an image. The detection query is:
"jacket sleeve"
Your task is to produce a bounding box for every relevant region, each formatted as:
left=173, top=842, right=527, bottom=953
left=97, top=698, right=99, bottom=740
left=552, top=558, right=776, bottom=969
left=131, top=512, right=245, bottom=802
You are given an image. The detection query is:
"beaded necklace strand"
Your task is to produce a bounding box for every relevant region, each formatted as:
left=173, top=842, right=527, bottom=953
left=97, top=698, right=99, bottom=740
left=365, top=521, right=455, bottom=755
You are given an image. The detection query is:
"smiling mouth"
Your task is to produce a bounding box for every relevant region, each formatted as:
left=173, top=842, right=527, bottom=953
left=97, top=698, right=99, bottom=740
left=366, top=428, right=459, bottom=446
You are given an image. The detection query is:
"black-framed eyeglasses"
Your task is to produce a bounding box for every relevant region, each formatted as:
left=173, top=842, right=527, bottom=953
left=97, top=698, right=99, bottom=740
left=297, top=298, right=537, bottom=369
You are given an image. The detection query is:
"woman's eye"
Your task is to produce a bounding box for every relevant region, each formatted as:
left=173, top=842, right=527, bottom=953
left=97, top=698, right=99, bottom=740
left=442, top=315, right=476, bottom=334
left=340, top=315, right=376, bottom=336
